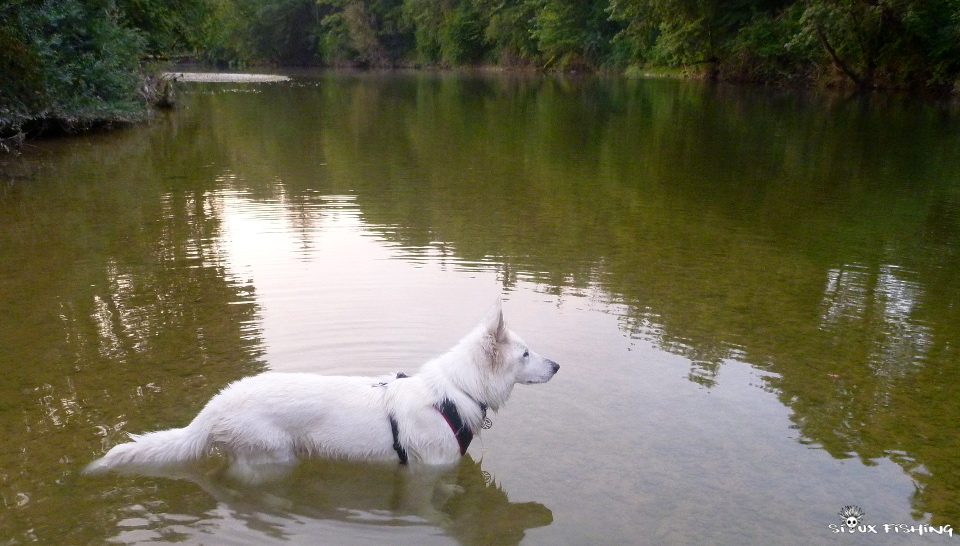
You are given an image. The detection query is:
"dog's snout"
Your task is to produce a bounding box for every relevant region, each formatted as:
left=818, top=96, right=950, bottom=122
left=548, top=360, right=560, bottom=374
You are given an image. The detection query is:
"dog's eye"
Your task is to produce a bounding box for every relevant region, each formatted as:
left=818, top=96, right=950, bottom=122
left=523, top=350, right=529, bottom=358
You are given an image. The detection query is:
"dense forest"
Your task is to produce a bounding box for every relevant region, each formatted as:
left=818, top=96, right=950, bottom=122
left=2, top=0, right=959, bottom=137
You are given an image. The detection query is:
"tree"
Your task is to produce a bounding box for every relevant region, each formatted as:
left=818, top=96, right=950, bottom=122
left=1, top=0, right=146, bottom=136
left=319, top=0, right=408, bottom=66
left=791, top=0, right=960, bottom=90
left=115, top=0, right=215, bottom=55
left=610, top=0, right=758, bottom=74
left=533, top=0, right=620, bottom=68
left=476, top=0, right=540, bottom=64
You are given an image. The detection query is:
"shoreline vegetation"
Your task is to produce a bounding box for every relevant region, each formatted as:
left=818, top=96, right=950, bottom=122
left=2, top=0, right=959, bottom=146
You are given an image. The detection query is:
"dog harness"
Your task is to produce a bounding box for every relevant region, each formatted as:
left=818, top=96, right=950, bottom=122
left=436, top=398, right=488, bottom=456
left=383, top=373, right=488, bottom=464
left=386, top=372, right=411, bottom=464
left=389, top=414, right=408, bottom=464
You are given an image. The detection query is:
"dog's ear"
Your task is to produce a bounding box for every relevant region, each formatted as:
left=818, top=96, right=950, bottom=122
left=484, top=298, right=507, bottom=342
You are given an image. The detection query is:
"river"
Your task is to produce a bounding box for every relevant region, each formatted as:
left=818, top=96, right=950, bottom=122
left=1, top=71, right=958, bottom=544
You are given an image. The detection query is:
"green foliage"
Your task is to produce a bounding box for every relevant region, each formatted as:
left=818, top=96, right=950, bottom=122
left=531, top=0, right=583, bottom=61
left=193, top=0, right=254, bottom=65
left=788, top=0, right=960, bottom=89
left=610, top=0, right=759, bottom=70
left=477, top=0, right=540, bottom=63
left=440, top=4, right=487, bottom=64
left=314, top=0, right=408, bottom=66
left=608, top=0, right=960, bottom=89
left=400, top=0, right=488, bottom=65
left=401, top=0, right=445, bottom=63
left=0, top=5, right=44, bottom=121
left=248, top=0, right=321, bottom=65
left=115, top=0, right=215, bottom=54
left=724, top=5, right=815, bottom=84
left=1, top=0, right=147, bottom=135
left=533, top=0, right=620, bottom=68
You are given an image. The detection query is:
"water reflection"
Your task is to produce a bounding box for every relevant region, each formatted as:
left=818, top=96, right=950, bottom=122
left=0, top=131, right=266, bottom=543
left=98, top=456, right=551, bottom=545
left=2, top=73, right=960, bottom=540
left=166, top=73, right=960, bottom=526
left=820, top=262, right=933, bottom=373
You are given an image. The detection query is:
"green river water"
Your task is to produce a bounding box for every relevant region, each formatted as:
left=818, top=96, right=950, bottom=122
left=1, top=72, right=959, bottom=545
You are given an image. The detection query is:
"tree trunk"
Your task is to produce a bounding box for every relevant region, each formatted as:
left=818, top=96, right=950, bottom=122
left=815, top=24, right=870, bottom=90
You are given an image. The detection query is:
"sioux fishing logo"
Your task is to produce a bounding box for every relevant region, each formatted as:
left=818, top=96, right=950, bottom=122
left=828, top=505, right=954, bottom=536
left=839, top=505, right=865, bottom=529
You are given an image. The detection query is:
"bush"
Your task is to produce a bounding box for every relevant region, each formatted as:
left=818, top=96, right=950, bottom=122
left=441, top=5, right=487, bottom=64
left=724, top=6, right=817, bottom=85
left=1, top=0, right=147, bottom=136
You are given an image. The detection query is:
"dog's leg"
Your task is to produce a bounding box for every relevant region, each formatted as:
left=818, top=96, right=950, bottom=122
left=225, top=448, right=297, bottom=484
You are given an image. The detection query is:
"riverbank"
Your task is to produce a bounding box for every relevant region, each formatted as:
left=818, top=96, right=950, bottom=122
left=0, top=73, right=179, bottom=151
left=4, top=64, right=957, bottom=155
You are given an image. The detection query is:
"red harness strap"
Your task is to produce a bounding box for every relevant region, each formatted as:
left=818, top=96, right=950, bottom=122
left=436, top=399, right=486, bottom=455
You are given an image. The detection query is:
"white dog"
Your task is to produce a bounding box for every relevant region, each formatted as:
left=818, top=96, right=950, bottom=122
left=85, top=301, right=559, bottom=478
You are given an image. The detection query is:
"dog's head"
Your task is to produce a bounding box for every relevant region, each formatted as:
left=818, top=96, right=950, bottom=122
left=438, top=299, right=560, bottom=412
left=483, top=299, right=560, bottom=386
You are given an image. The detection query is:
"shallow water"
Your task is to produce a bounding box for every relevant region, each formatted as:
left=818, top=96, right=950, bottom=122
left=2, top=72, right=959, bottom=544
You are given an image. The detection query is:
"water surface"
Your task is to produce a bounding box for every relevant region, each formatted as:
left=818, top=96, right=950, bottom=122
left=1, top=72, right=959, bottom=544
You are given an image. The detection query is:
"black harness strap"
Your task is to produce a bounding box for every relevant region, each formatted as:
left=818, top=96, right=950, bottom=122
left=389, top=414, right=408, bottom=464
left=437, top=399, right=488, bottom=455
left=387, top=372, right=410, bottom=464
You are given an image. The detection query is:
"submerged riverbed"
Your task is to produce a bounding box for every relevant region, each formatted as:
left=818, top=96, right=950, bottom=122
left=1, top=72, right=959, bottom=545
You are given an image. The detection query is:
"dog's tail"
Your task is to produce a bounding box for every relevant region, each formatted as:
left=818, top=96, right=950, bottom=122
left=84, top=425, right=211, bottom=474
